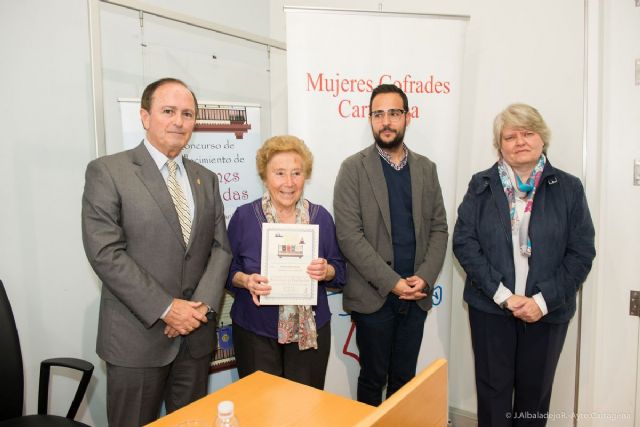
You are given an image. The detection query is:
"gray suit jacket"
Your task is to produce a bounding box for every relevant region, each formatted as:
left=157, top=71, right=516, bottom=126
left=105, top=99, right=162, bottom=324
left=334, top=145, right=448, bottom=314
left=82, top=142, right=232, bottom=368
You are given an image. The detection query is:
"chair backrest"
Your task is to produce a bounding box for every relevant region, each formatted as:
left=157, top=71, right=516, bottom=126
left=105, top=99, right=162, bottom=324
left=354, top=358, right=448, bottom=427
left=0, top=279, right=24, bottom=421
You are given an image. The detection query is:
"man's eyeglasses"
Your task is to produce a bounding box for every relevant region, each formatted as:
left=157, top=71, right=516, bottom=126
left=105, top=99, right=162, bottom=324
left=370, top=109, right=407, bottom=122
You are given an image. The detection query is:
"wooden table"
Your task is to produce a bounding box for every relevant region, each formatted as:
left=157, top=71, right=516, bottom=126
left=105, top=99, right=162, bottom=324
left=146, top=371, right=374, bottom=427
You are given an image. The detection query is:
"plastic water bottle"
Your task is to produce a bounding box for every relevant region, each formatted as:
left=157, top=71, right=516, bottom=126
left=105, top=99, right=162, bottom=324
left=214, top=400, right=239, bottom=427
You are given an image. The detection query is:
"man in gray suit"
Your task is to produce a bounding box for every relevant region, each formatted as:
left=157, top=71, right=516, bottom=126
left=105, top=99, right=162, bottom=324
left=334, top=84, right=448, bottom=406
left=82, top=78, right=231, bottom=426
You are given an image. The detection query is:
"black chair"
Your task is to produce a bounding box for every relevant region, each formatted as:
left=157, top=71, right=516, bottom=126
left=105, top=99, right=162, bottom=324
left=0, top=280, right=94, bottom=426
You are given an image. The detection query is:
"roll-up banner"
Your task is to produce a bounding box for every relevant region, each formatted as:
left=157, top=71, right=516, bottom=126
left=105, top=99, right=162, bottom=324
left=286, top=7, right=467, bottom=398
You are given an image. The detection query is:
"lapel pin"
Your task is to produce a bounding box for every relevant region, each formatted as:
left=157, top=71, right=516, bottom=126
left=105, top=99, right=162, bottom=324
left=197, top=178, right=201, bottom=185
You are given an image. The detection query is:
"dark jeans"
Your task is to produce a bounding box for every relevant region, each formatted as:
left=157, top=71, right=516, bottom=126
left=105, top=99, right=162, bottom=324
left=469, top=307, right=569, bottom=427
left=352, top=294, right=428, bottom=406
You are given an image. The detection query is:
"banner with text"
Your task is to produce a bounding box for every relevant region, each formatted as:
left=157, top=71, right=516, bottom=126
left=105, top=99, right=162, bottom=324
left=286, top=8, right=467, bottom=398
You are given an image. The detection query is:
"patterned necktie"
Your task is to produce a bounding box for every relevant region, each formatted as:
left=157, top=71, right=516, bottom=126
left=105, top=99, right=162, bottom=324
left=166, top=159, right=191, bottom=245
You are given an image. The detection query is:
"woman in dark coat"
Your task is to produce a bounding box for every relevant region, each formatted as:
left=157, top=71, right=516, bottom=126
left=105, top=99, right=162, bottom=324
left=453, top=104, right=595, bottom=426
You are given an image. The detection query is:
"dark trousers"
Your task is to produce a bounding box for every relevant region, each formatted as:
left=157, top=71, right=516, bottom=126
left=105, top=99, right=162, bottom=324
left=469, top=307, right=569, bottom=427
left=352, top=294, right=428, bottom=406
left=232, top=322, right=331, bottom=390
left=106, top=339, right=212, bottom=427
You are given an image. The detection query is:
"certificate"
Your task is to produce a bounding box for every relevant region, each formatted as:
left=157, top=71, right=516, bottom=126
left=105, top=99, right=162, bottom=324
left=260, top=223, right=319, bottom=306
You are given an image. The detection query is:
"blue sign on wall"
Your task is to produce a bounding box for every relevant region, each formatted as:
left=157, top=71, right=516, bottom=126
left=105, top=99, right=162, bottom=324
left=432, top=284, right=443, bottom=307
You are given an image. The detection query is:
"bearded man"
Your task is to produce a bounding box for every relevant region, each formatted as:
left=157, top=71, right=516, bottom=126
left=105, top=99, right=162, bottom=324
left=333, top=83, right=448, bottom=406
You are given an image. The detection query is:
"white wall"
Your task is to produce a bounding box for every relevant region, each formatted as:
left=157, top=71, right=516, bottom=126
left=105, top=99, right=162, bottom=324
left=0, top=1, right=102, bottom=423
left=578, top=1, right=640, bottom=426
left=1, top=0, right=636, bottom=426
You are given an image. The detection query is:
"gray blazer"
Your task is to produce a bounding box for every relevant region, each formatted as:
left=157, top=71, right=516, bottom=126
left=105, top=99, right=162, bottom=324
left=82, top=142, right=232, bottom=368
left=334, top=145, right=448, bottom=314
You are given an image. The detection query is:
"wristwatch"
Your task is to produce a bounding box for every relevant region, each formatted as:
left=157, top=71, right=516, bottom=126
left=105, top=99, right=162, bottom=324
left=205, top=305, right=216, bottom=321
left=500, top=300, right=509, bottom=310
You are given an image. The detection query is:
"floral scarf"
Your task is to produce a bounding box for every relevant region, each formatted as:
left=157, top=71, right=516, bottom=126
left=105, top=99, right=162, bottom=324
left=497, top=154, right=546, bottom=257
left=261, top=192, right=318, bottom=350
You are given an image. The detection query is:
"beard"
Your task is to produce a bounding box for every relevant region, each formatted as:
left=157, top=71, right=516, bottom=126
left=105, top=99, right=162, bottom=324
left=373, top=125, right=406, bottom=150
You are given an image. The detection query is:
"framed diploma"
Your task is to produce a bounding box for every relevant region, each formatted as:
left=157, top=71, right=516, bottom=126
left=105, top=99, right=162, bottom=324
left=260, top=223, right=319, bottom=306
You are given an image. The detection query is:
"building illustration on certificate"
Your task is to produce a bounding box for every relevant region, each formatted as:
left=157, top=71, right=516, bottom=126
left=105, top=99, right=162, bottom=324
left=277, top=235, right=305, bottom=258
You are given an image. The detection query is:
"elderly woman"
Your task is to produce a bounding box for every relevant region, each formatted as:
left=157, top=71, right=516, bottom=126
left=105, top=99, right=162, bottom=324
left=452, top=104, right=595, bottom=426
left=226, top=135, right=345, bottom=389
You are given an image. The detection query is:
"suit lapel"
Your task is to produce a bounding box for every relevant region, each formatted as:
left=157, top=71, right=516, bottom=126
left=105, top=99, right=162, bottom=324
left=362, top=146, right=392, bottom=236
left=131, top=142, right=186, bottom=249
left=408, top=150, right=423, bottom=241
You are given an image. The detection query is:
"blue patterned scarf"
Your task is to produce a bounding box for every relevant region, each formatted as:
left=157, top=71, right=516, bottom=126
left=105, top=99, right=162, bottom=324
left=497, top=155, right=546, bottom=257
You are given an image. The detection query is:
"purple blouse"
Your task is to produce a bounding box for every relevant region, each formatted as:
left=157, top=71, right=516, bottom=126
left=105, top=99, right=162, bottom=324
left=226, top=198, right=346, bottom=340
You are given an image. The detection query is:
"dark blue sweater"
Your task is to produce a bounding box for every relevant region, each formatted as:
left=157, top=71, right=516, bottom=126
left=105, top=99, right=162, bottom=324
left=381, top=158, right=416, bottom=278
